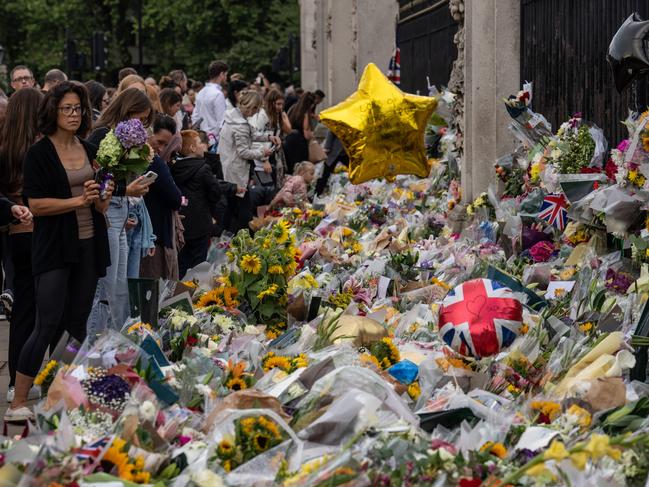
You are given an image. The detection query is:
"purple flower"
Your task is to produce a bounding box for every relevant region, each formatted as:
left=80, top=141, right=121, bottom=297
left=114, top=119, right=148, bottom=149
left=605, top=268, right=635, bottom=294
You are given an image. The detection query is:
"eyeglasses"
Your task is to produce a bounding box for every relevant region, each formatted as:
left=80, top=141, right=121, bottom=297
left=12, top=76, right=33, bottom=84
left=58, top=105, right=86, bottom=116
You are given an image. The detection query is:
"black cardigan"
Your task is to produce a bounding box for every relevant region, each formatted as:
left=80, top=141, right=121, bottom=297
left=22, top=137, right=111, bottom=277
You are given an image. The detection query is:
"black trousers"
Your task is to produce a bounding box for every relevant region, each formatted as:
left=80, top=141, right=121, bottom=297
left=315, top=162, right=335, bottom=196
left=226, top=193, right=253, bottom=235
left=0, top=231, right=14, bottom=296
left=8, top=233, right=35, bottom=386
left=17, top=239, right=99, bottom=377
left=178, top=236, right=210, bottom=279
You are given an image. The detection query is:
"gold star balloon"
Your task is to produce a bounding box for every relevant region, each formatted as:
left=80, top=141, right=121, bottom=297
left=320, top=63, right=437, bottom=184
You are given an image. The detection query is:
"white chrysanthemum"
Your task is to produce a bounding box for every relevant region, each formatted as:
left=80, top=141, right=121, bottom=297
left=212, top=313, right=234, bottom=332
left=192, top=470, right=225, bottom=487
left=139, top=400, right=157, bottom=422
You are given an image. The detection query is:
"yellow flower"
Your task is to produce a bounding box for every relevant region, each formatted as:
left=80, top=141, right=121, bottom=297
left=407, top=381, right=421, bottom=401
left=268, top=265, right=284, bottom=274
left=252, top=432, right=272, bottom=452
left=226, top=377, right=248, bottom=391
left=181, top=280, right=197, bottom=289
left=226, top=251, right=235, bottom=262
left=342, top=227, right=353, bottom=237
left=240, top=254, right=262, bottom=274
left=431, top=277, right=451, bottom=290
left=360, top=353, right=381, bottom=369
left=530, top=161, right=542, bottom=181
left=257, top=284, right=279, bottom=300
left=565, top=404, right=591, bottom=428
left=263, top=355, right=292, bottom=372
left=381, top=337, right=400, bottom=363
left=240, top=418, right=256, bottom=436
left=481, top=442, right=507, bottom=459
left=570, top=452, right=588, bottom=470
left=519, top=324, right=529, bottom=334
left=578, top=322, right=593, bottom=333
left=196, top=289, right=224, bottom=308
left=544, top=440, right=569, bottom=461
left=531, top=400, right=561, bottom=421
left=34, top=360, right=58, bottom=386
left=258, top=416, right=282, bottom=439
left=223, top=459, right=232, bottom=472
left=350, top=242, right=363, bottom=254
left=265, top=329, right=279, bottom=340
left=584, top=434, right=617, bottom=460
left=276, top=220, right=291, bottom=244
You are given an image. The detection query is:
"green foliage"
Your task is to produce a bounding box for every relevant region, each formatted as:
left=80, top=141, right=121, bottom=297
left=0, top=0, right=299, bottom=87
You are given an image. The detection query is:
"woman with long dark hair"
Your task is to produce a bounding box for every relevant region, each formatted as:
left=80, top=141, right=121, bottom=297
left=84, top=80, right=108, bottom=122
left=86, top=88, right=154, bottom=339
left=7, top=82, right=112, bottom=420
left=225, top=79, right=250, bottom=111
left=284, top=91, right=317, bottom=174
left=0, top=88, right=42, bottom=403
left=159, top=88, right=183, bottom=131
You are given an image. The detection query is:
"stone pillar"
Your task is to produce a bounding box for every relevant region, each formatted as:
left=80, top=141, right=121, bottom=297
left=299, top=0, right=319, bottom=92
left=299, top=0, right=399, bottom=108
left=463, top=0, right=520, bottom=200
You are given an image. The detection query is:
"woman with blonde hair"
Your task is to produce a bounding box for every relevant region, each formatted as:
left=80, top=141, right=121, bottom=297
left=117, top=74, right=146, bottom=94
left=145, top=84, right=162, bottom=113
left=218, top=90, right=280, bottom=231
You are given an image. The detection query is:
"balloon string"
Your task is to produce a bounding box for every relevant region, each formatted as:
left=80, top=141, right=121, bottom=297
left=632, top=79, right=639, bottom=114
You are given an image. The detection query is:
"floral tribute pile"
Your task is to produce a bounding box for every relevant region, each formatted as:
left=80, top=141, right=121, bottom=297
left=4, top=89, right=649, bottom=487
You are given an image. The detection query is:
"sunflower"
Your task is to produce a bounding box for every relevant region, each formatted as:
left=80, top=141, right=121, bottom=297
left=257, top=284, right=279, bottom=300
left=240, top=254, right=262, bottom=274
left=252, top=432, right=272, bottom=452
left=268, top=265, right=284, bottom=274
left=381, top=337, right=401, bottom=363
left=291, top=354, right=309, bottom=370
left=133, top=471, right=151, bottom=484
left=360, top=353, right=381, bottom=369
left=263, top=355, right=292, bottom=373
left=276, top=220, right=291, bottom=244
left=265, top=329, right=279, bottom=340
left=258, top=416, right=282, bottom=440
left=217, top=439, right=235, bottom=458
left=408, top=381, right=421, bottom=401
left=240, top=417, right=257, bottom=436
left=226, top=377, right=248, bottom=391
left=196, top=289, right=224, bottom=308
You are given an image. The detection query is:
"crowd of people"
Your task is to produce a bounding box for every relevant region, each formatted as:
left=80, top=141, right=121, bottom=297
left=0, top=61, right=347, bottom=422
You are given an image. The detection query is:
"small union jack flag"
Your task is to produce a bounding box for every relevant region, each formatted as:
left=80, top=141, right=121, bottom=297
left=387, top=48, right=401, bottom=85
left=439, top=279, right=523, bottom=358
left=74, top=435, right=112, bottom=462
left=538, top=193, right=568, bottom=231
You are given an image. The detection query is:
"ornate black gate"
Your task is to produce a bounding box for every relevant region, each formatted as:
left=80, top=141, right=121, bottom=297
left=521, top=0, right=649, bottom=145
left=397, top=0, right=458, bottom=95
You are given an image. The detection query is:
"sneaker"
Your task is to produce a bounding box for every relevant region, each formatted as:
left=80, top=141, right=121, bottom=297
left=0, top=292, right=13, bottom=315
left=6, top=386, right=41, bottom=403
left=3, top=406, right=34, bottom=422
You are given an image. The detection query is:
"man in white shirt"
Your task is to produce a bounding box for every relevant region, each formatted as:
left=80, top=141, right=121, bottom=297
left=192, top=60, right=229, bottom=148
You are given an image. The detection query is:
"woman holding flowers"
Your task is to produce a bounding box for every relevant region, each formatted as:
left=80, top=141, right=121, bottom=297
left=7, top=82, right=112, bottom=421
left=86, top=89, right=155, bottom=338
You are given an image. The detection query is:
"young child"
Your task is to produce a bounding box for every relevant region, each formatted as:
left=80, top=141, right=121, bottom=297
left=269, top=161, right=315, bottom=209
left=171, top=130, right=225, bottom=278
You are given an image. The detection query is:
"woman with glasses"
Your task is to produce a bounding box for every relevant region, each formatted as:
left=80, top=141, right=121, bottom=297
left=85, top=89, right=155, bottom=340
left=6, top=81, right=112, bottom=421
left=0, top=87, right=43, bottom=404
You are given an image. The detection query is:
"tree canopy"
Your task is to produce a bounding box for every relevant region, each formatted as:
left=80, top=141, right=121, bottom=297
left=0, top=0, right=299, bottom=89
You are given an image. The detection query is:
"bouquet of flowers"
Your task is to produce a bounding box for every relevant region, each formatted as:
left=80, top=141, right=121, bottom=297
left=96, top=118, right=152, bottom=182
left=545, top=115, right=606, bottom=175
